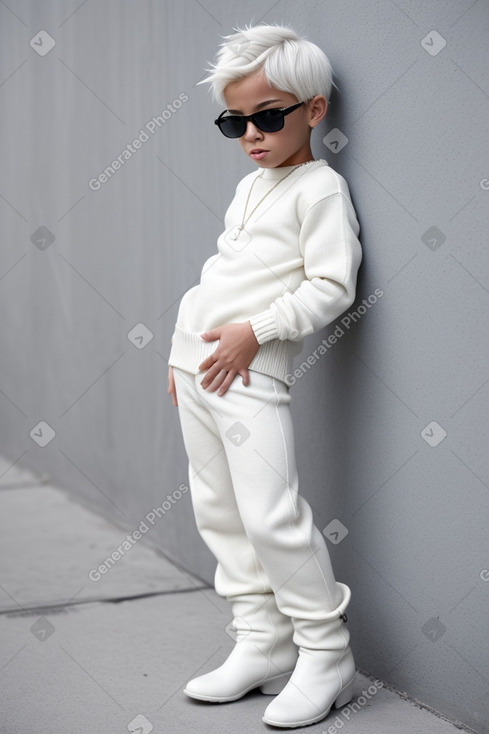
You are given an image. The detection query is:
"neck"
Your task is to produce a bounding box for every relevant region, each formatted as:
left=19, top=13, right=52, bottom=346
left=260, top=159, right=320, bottom=179
left=277, top=144, right=315, bottom=167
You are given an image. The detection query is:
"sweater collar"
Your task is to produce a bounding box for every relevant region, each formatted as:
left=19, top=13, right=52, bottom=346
left=259, top=159, right=327, bottom=180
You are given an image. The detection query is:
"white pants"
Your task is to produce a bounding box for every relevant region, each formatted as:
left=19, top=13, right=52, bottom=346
left=173, top=368, right=342, bottom=621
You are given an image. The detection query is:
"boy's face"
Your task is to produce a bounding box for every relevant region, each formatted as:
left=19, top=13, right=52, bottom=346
left=222, top=70, right=326, bottom=168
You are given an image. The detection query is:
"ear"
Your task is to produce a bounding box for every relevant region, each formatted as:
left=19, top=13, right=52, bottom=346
left=307, top=95, right=328, bottom=128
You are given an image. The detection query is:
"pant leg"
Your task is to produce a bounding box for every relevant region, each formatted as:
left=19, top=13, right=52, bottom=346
left=173, top=367, right=272, bottom=598
left=175, top=368, right=342, bottom=621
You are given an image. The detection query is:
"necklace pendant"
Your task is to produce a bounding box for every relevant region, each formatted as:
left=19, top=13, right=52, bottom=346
left=230, top=226, right=242, bottom=241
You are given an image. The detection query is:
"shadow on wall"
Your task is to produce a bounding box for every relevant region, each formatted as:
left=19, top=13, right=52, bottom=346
left=291, top=70, right=375, bottom=654
left=292, top=72, right=370, bottom=519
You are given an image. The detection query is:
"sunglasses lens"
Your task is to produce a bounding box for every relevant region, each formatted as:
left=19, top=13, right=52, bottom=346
left=254, top=108, right=284, bottom=132
left=218, top=116, right=245, bottom=138
left=216, top=107, right=289, bottom=137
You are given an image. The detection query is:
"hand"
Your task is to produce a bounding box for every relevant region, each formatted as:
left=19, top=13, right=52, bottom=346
left=167, top=366, right=178, bottom=407
left=199, top=322, right=260, bottom=397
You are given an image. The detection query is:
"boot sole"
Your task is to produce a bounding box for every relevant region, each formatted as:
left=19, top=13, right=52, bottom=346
left=183, top=671, right=292, bottom=703
left=262, top=678, right=355, bottom=728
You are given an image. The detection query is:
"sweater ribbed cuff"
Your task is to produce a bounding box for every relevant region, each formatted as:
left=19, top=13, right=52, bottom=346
left=249, top=310, right=279, bottom=344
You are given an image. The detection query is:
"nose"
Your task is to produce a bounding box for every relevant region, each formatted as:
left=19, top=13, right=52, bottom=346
left=243, top=120, right=263, bottom=140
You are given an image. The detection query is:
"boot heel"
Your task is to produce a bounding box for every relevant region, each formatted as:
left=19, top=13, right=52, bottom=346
left=259, top=673, right=291, bottom=695
left=334, top=679, right=355, bottom=708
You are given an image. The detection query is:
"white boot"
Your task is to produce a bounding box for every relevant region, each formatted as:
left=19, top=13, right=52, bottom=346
left=262, top=583, right=355, bottom=728
left=184, top=593, right=298, bottom=702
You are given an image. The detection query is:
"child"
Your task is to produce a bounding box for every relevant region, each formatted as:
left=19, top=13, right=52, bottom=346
left=167, top=24, right=362, bottom=729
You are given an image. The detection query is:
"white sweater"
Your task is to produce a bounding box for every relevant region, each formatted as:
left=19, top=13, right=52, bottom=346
left=169, top=159, right=362, bottom=383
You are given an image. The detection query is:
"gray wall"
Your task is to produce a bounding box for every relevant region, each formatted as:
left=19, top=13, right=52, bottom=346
left=1, top=1, right=488, bottom=731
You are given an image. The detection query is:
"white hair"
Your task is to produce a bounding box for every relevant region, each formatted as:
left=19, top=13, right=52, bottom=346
left=199, top=24, right=334, bottom=106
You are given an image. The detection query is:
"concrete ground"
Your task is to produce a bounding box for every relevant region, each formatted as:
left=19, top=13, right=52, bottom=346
left=0, top=459, right=474, bottom=734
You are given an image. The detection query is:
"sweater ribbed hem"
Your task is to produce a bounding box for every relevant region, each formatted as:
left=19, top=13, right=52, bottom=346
left=168, top=325, right=299, bottom=384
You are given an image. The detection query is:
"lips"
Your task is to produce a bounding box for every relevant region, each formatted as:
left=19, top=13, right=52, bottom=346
left=249, top=149, right=269, bottom=160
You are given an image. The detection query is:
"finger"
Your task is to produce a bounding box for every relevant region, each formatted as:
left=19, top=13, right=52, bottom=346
left=198, top=355, right=217, bottom=372
left=200, top=363, right=221, bottom=389
left=167, top=374, right=178, bottom=407
left=171, top=379, right=178, bottom=406
left=238, top=368, right=250, bottom=387
left=200, top=328, right=221, bottom=342
left=217, top=371, right=237, bottom=397
left=206, top=369, right=228, bottom=393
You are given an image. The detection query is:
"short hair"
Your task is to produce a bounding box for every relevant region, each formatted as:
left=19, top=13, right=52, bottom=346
left=199, top=24, right=334, bottom=106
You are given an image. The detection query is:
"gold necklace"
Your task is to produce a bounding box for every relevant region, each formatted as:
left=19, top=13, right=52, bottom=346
left=229, top=160, right=315, bottom=241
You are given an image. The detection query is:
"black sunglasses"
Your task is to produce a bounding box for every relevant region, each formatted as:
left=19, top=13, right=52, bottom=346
left=214, top=102, right=304, bottom=138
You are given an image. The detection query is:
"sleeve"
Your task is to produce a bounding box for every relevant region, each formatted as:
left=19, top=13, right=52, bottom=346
left=249, top=191, right=362, bottom=343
